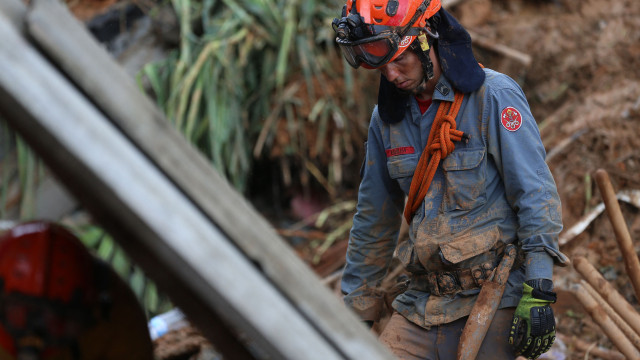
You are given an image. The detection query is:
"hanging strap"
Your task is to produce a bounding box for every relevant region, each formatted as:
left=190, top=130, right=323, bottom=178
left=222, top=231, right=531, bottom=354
left=403, top=91, right=468, bottom=224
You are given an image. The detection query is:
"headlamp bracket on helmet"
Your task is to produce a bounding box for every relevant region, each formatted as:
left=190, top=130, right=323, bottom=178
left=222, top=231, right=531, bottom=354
left=332, top=12, right=372, bottom=41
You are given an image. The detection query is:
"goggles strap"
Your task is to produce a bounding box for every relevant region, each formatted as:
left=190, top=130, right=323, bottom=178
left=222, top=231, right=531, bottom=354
left=411, top=36, right=435, bottom=81
left=369, top=25, right=422, bottom=37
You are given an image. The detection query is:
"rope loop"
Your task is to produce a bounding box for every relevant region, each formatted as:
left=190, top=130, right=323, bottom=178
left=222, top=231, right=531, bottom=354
left=443, top=114, right=457, bottom=126
left=403, top=91, right=467, bottom=224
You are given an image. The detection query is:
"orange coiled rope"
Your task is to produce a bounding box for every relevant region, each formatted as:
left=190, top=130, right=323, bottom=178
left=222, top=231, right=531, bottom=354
left=403, top=91, right=467, bottom=224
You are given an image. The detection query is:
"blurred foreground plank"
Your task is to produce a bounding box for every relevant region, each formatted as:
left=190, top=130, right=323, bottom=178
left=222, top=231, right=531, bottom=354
left=0, top=0, right=394, bottom=358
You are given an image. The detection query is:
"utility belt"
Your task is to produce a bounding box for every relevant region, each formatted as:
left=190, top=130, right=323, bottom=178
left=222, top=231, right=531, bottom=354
left=409, top=244, right=524, bottom=297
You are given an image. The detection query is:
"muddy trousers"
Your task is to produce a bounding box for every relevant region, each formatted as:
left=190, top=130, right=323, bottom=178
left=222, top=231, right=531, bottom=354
left=378, top=309, right=517, bottom=360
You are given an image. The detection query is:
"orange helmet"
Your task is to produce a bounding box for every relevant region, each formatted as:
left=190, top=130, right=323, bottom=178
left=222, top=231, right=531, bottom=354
left=333, top=0, right=441, bottom=68
left=0, top=222, right=99, bottom=358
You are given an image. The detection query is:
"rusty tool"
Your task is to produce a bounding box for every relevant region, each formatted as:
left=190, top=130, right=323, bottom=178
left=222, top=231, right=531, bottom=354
left=594, top=168, right=640, bottom=302
left=457, top=244, right=516, bottom=360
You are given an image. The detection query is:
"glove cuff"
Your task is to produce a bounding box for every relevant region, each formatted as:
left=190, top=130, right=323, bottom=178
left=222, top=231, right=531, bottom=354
left=525, top=279, right=554, bottom=292
left=523, top=281, right=557, bottom=303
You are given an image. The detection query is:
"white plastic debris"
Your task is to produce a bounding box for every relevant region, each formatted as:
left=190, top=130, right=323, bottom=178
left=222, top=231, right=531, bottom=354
left=148, top=307, right=189, bottom=340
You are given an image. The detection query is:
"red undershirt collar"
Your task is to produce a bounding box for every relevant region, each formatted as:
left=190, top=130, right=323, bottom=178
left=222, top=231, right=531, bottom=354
left=416, top=97, right=432, bottom=114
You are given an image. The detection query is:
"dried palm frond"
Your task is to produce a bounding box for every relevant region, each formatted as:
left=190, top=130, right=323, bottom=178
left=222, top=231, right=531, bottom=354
left=139, top=0, right=379, bottom=195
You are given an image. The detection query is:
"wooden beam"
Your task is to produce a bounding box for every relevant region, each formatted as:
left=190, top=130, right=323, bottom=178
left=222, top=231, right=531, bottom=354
left=0, top=1, right=395, bottom=359
left=468, top=30, right=532, bottom=67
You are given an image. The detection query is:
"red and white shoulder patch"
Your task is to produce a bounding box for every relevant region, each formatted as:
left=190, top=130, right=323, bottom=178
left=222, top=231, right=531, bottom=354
left=500, top=106, right=523, bottom=132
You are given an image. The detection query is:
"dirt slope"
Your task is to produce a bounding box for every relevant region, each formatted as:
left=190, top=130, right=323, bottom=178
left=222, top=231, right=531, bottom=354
left=459, top=0, right=640, bottom=226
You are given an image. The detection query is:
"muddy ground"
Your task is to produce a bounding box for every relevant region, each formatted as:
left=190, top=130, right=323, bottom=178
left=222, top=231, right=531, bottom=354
left=67, top=0, right=640, bottom=357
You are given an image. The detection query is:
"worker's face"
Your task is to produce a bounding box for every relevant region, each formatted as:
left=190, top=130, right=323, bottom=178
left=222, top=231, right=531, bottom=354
left=378, top=47, right=440, bottom=98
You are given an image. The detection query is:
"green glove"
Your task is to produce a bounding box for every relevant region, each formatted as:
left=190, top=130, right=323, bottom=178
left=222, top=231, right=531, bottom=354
left=509, top=282, right=557, bottom=359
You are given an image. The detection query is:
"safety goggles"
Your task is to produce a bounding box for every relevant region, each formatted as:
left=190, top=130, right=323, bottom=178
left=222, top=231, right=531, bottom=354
left=336, top=29, right=417, bottom=69
left=333, top=10, right=426, bottom=69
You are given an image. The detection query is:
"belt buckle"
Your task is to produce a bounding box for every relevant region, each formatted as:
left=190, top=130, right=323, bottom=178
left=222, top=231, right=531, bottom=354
left=436, top=272, right=459, bottom=296
left=470, top=262, right=495, bottom=287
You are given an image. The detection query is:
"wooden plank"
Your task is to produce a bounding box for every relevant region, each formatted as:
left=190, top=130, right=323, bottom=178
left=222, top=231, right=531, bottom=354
left=0, top=10, right=348, bottom=360
left=23, top=0, right=394, bottom=358
left=0, top=0, right=26, bottom=33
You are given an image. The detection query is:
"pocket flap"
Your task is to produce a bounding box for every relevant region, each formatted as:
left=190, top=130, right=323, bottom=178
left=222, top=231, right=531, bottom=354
left=442, top=149, right=485, bottom=171
left=387, top=154, right=418, bottom=179
left=439, top=227, right=499, bottom=264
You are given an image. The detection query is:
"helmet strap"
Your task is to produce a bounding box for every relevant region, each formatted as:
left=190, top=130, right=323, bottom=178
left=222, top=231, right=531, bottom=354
left=415, top=17, right=441, bottom=83
left=411, top=33, right=435, bottom=83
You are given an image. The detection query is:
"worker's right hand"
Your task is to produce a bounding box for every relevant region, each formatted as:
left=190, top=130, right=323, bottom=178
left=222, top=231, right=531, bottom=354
left=508, top=282, right=556, bottom=359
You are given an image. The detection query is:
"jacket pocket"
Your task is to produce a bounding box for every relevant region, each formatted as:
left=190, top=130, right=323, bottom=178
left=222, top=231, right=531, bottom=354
left=387, top=154, right=418, bottom=195
left=396, top=238, right=425, bottom=274
left=441, top=148, right=487, bottom=211
left=439, top=227, right=500, bottom=265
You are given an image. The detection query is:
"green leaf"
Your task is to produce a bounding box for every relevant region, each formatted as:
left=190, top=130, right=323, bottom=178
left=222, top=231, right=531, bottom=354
left=77, top=225, right=106, bottom=248
left=144, top=281, right=160, bottom=313
left=96, top=235, right=115, bottom=261
left=111, top=248, right=131, bottom=279
left=129, top=267, right=146, bottom=300
left=275, top=6, right=296, bottom=88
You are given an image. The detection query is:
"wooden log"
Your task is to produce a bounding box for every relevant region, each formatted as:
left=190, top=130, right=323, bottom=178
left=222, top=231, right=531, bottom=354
left=0, top=3, right=394, bottom=359
left=582, top=280, right=640, bottom=351
left=573, top=256, right=640, bottom=339
left=594, top=168, right=640, bottom=302
left=571, top=284, right=640, bottom=359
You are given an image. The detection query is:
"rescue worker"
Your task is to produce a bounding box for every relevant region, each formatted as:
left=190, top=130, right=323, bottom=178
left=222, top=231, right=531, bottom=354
left=0, top=221, right=154, bottom=360
left=332, top=0, right=568, bottom=359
